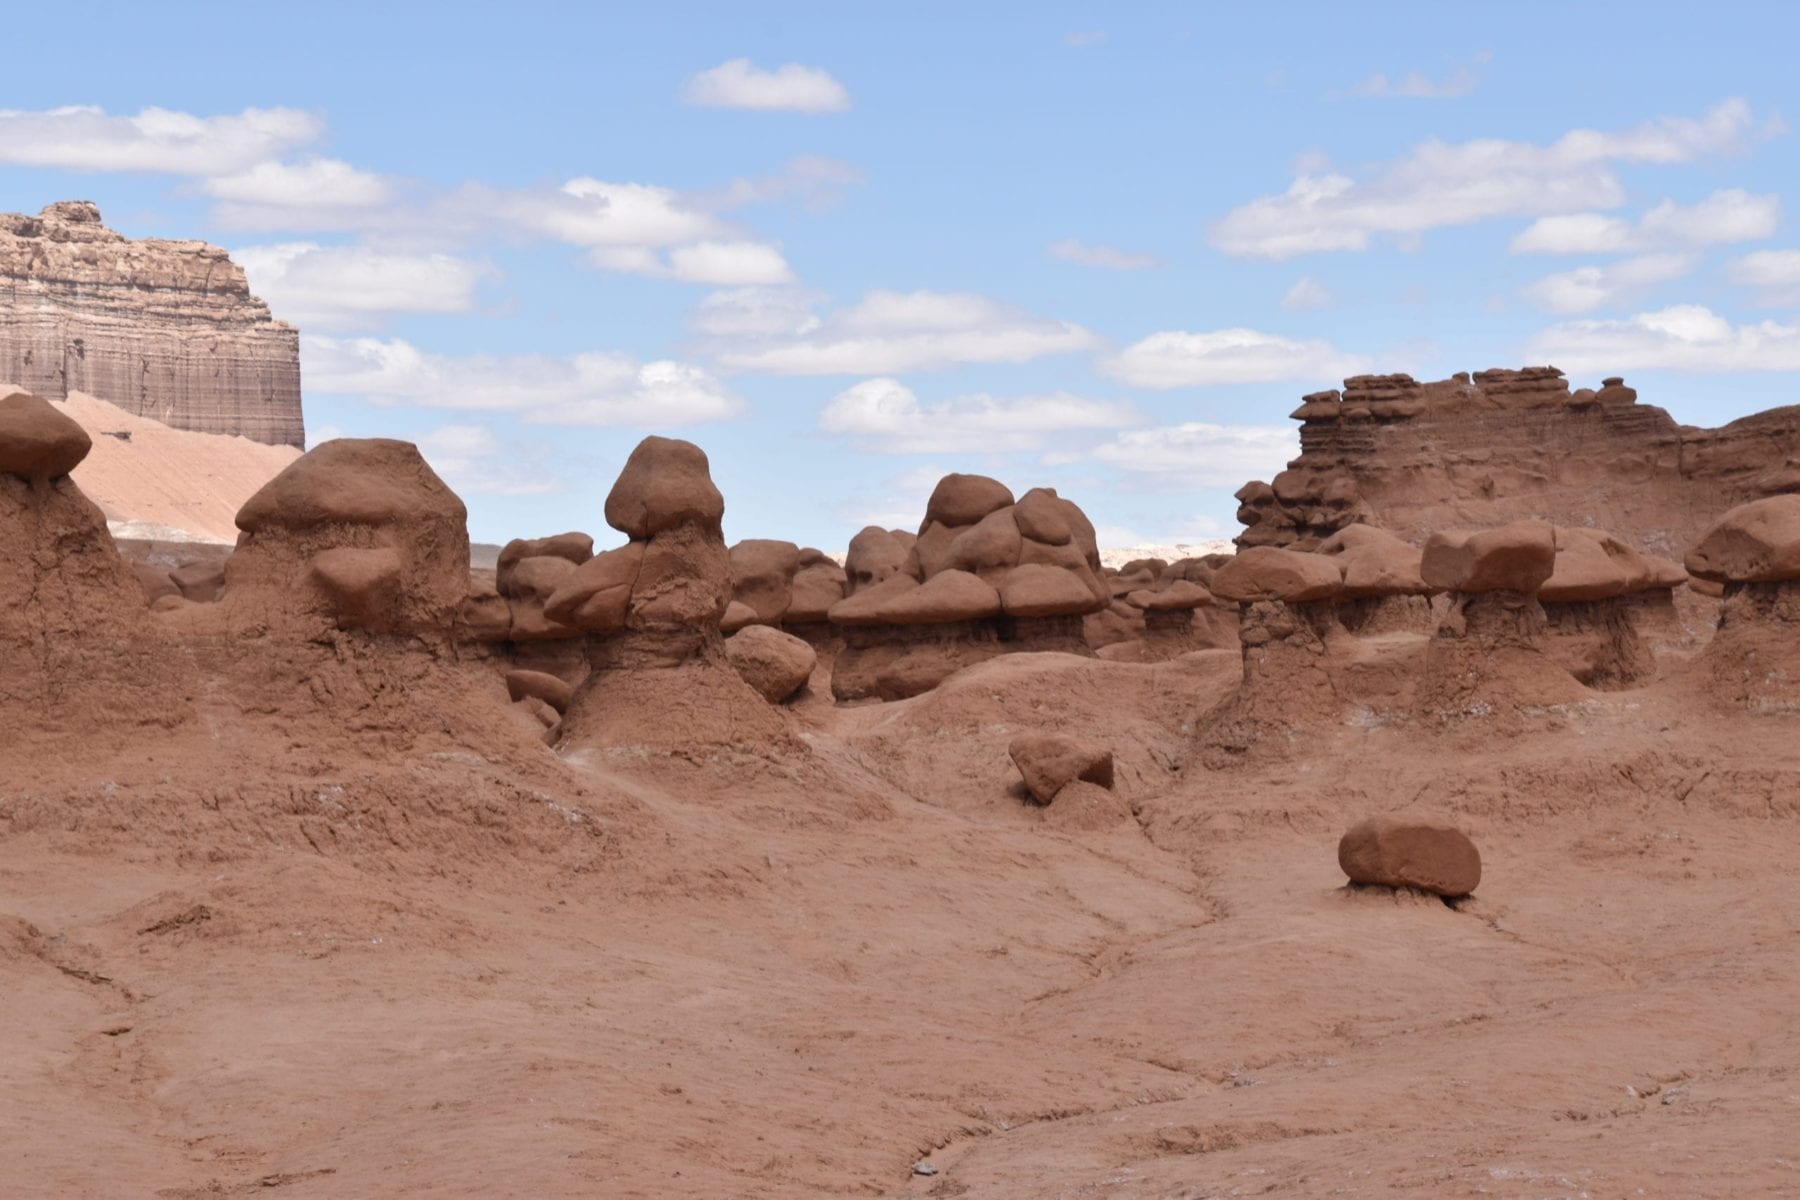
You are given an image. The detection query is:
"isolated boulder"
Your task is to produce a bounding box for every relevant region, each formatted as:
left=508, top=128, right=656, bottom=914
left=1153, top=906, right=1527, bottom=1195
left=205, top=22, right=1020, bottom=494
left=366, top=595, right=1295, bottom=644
left=1421, top=521, right=1556, bottom=594
left=1685, top=495, right=1800, bottom=583
left=1009, top=734, right=1115, bottom=805
left=1338, top=816, right=1481, bottom=898
left=0, top=391, right=91, bottom=485
left=724, top=624, right=817, bottom=702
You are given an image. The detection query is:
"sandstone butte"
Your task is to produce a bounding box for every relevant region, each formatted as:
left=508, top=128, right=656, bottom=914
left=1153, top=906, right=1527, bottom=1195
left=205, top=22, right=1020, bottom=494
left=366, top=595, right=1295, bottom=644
left=0, top=201, right=302, bottom=447
left=7, top=350, right=1800, bottom=1200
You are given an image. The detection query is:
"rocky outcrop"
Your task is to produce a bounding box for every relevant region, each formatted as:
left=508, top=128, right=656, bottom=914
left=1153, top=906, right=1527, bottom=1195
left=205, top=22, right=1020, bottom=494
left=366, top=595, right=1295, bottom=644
left=0, top=201, right=303, bottom=447
left=1238, top=366, right=1800, bottom=560
left=827, top=477, right=1107, bottom=700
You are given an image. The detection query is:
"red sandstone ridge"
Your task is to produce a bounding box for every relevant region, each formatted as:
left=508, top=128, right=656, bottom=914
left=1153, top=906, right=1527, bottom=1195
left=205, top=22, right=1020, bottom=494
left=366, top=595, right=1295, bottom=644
left=0, top=201, right=302, bottom=447
left=1236, top=366, right=1800, bottom=558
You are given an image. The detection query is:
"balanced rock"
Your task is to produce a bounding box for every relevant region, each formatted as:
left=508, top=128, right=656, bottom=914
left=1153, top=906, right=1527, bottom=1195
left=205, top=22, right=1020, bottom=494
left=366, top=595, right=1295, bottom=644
left=0, top=390, right=92, bottom=485
left=1338, top=816, right=1481, bottom=898
left=602, top=436, right=725, bottom=540
left=845, top=527, right=912, bottom=594
left=1421, top=521, right=1556, bottom=594
left=1009, top=734, right=1115, bottom=805
left=1210, top=547, right=1342, bottom=604
left=1685, top=495, right=1800, bottom=583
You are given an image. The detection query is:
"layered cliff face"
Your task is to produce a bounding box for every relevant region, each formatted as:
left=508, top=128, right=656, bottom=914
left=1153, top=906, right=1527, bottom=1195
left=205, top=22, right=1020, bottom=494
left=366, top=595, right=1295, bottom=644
left=0, top=201, right=303, bottom=447
left=1237, top=367, right=1800, bottom=557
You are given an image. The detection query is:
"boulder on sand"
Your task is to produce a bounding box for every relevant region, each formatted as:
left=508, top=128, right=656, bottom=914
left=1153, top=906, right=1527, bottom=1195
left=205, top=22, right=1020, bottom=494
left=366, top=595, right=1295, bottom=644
left=1009, top=734, right=1115, bottom=804
left=1338, top=816, right=1481, bottom=898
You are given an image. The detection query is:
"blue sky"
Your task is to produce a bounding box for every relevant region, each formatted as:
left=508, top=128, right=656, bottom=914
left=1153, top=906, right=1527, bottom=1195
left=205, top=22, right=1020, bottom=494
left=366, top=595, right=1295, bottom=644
left=3, top=2, right=1798, bottom=548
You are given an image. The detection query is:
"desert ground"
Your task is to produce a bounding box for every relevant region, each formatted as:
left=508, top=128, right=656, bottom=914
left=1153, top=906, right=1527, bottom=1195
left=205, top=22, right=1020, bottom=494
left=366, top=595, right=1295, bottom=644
left=5, top=385, right=1799, bottom=1199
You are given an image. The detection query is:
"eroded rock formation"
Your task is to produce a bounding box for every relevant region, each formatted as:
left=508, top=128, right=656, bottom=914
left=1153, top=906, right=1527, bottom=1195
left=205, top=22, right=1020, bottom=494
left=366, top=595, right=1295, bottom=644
left=1238, top=366, right=1800, bottom=558
left=0, top=201, right=303, bottom=446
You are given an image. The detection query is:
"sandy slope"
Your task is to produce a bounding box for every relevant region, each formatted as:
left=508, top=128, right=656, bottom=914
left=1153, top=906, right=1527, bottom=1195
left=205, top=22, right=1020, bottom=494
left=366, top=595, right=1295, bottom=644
left=3, top=628, right=1799, bottom=1198
left=50, top=389, right=300, bottom=544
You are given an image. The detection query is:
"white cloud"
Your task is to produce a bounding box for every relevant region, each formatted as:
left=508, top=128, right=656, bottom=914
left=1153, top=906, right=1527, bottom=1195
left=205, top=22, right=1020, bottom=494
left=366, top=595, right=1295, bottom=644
left=1730, top=249, right=1800, bottom=305
left=1089, top=422, right=1301, bottom=486
left=1520, top=253, right=1695, bottom=315
left=689, top=287, right=824, bottom=336
left=1101, top=327, right=1368, bottom=388
left=1280, top=276, right=1334, bottom=311
left=514, top=177, right=724, bottom=247
left=590, top=239, right=793, bottom=284
left=1351, top=65, right=1479, bottom=99
left=302, top=335, right=745, bottom=425
left=1511, top=188, right=1780, bottom=254
left=714, top=289, right=1097, bottom=375
left=1048, top=238, right=1160, bottom=270
left=204, top=157, right=392, bottom=208
left=836, top=463, right=948, bottom=531
left=682, top=58, right=850, bottom=113
left=0, top=104, right=321, bottom=175
left=417, top=424, right=560, bottom=497
left=1526, top=304, right=1800, bottom=373
left=703, top=155, right=866, bottom=211
left=820, top=377, right=1138, bottom=453
left=235, top=242, right=489, bottom=328
left=1212, top=99, right=1763, bottom=259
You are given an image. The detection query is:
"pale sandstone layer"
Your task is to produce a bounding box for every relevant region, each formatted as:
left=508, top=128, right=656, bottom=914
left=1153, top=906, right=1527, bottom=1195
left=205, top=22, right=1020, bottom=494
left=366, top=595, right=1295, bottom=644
left=1238, top=367, right=1800, bottom=558
left=0, top=201, right=302, bottom=447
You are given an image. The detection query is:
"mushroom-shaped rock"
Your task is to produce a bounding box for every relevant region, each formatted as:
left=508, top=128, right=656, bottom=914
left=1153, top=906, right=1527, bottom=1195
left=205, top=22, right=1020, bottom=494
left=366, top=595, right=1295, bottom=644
left=1685, top=495, right=1800, bottom=583
left=729, top=539, right=801, bottom=622
left=845, top=526, right=912, bottom=594
left=0, top=391, right=91, bottom=485
left=1338, top=816, right=1481, bottom=898
left=721, top=599, right=760, bottom=633
left=1009, top=734, right=1114, bottom=805
left=308, top=546, right=403, bottom=631
left=1210, top=547, right=1343, bottom=604
left=238, top=438, right=464, bottom=532
left=862, top=569, right=1002, bottom=625
left=724, top=624, right=817, bottom=702
left=1421, top=521, right=1556, bottom=594
left=828, top=573, right=921, bottom=626
left=602, top=436, right=725, bottom=540
left=1127, top=579, right=1214, bottom=611
left=923, top=473, right=1014, bottom=529
left=997, top=563, right=1104, bottom=617
left=505, top=668, right=573, bottom=715
left=1541, top=528, right=1660, bottom=602
left=544, top=542, right=645, bottom=631
left=1318, top=525, right=1431, bottom=596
